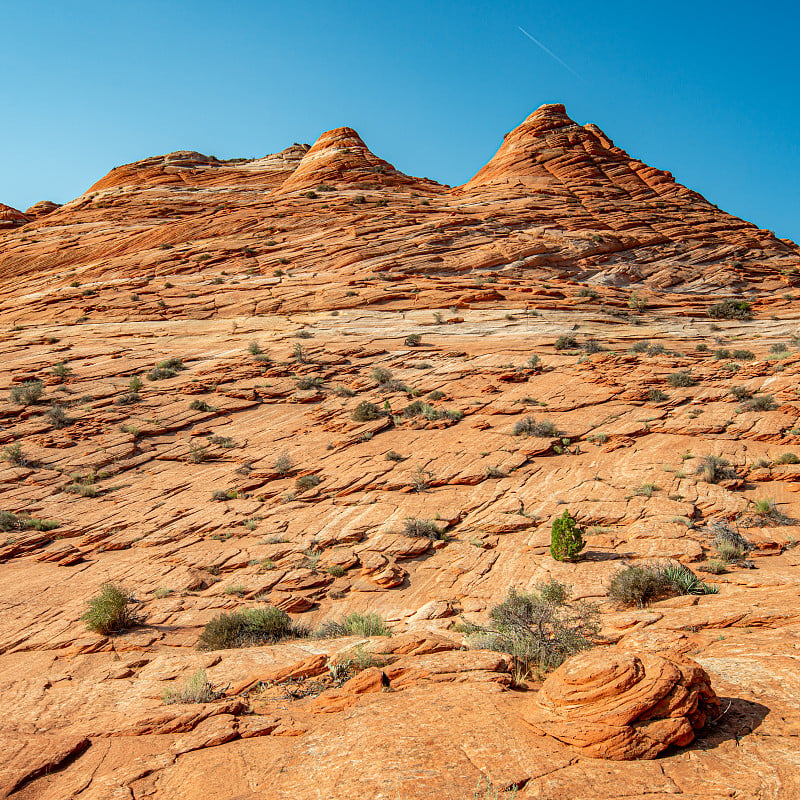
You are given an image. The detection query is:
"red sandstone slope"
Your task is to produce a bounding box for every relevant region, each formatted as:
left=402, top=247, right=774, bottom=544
left=0, top=103, right=797, bottom=308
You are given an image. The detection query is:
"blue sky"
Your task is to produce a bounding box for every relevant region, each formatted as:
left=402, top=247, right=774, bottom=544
left=2, top=0, right=798, bottom=241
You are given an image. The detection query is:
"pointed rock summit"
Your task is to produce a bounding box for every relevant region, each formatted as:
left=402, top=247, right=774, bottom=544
left=463, top=102, right=691, bottom=201
left=278, top=127, right=419, bottom=193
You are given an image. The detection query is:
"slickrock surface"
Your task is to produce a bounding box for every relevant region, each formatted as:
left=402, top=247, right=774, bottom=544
left=524, top=649, right=719, bottom=759
left=1, top=104, right=800, bottom=798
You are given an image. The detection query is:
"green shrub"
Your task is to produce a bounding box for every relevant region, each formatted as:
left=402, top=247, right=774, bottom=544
left=370, top=366, right=393, bottom=385
left=333, top=384, right=356, bottom=397
left=776, top=452, right=799, bottom=464
left=147, top=358, right=185, bottom=381
left=163, top=669, right=219, bottom=705
left=315, top=612, right=391, bottom=638
left=3, top=443, right=24, bottom=465
left=273, top=452, right=294, bottom=475
left=385, top=450, right=404, bottom=461
left=295, top=376, right=322, bottom=390
left=197, top=606, right=296, bottom=650
left=466, top=585, right=599, bottom=674
left=731, top=349, right=755, bottom=361
left=51, top=363, right=72, bottom=380
left=82, top=584, right=136, bottom=635
left=608, top=563, right=717, bottom=607
left=667, top=371, right=696, bottom=388
left=738, top=394, right=777, bottom=412
left=695, top=454, right=737, bottom=483
left=554, top=335, right=578, bottom=350
left=352, top=401, right=383, bottom=422
left=47, top=404, right=72, bottom=429
left=10, top=381, right=43, bottom=405
left=295, top=473, right=321, bottom=491
left=512, top=417, right=559, bottom=437
left=648, top=389, right=668, bottom=402
left=707, top=300, right=752, bottom=320
left=404, top=333, right=422, bottom=347
left=550, top=510, right=585, bottom=562
left=729, top=385, right=751, bottom=400
left=403, top=517, right=446, bottom=539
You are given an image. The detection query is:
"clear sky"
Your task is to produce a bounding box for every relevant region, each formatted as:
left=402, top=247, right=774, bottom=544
left=2, top=0, right=798, bottom=242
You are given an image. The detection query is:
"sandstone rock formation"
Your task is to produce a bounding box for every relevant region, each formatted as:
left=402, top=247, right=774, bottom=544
left=524, top=649, right=719, bottom=759
left=1, top=104, right=799, bottom=799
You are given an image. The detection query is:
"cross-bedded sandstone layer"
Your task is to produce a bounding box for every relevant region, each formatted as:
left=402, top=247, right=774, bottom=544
left=1, top=105, right=800, bottom=799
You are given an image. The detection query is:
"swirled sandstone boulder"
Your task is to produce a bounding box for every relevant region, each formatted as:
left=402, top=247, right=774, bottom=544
left=523, top=649, right=719, bottom=759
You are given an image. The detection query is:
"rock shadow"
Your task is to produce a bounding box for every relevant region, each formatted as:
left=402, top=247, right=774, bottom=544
left=665, top=696, right=769, bottom=756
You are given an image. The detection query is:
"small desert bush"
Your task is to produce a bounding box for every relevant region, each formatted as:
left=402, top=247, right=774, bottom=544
left=465, top=584, right=599, bottom=675
left=710, top=524, right=751, bottom=563
left=197, top=606, right=296, bottom=650
left=273, top=452, right=294, bottom=475
left=47, top=404, right=72, bottom=429
left=648, top=389, right=668, bottom=402
left=385, top=450, right=404, bottom=462
left=189, top=399, right=215, bottom=412
left=696, top=454, right=737, bottom=483
left=776, top=452, right=799, bottom=465
left=352, top=401, right=383, bottom=422
left=82, top=584, right=136, bottom=635
left=295, top=473, right=321, bottom=491
left=554, top=335, right=578, bottom=350
left=707, top=299, right=752, bottom=320
left=667, top=371, right=696, bottom=388
left=147, top=358, right=185, bottom=381
left=315, top=612, right=391, bottom=638
left=333, top=384, right=356, bottom=397
left=403, top=517, right=446, bottom=539
left=608, top=563, right=717, bottom=608
left=738, top=394, right=777, bottom=412
left=370, top=366, right=394, bottom=385
left=729, top=385, right=752, bottom=400
left=162, top=669, right=219, bottom=705
left=512, top=417, right=559, bottom=437
left=404, top=333, right=422, bottom=347
left=550, top=510, right=584, bottom=562
left=10, top=381, right=43, bottom=405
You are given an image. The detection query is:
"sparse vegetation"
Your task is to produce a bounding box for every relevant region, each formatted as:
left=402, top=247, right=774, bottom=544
left=295, top=474, right=321, bottom=491
left=608, top=563, right=717, bottom=607
left=550, top=510, right=585, bottom=562
left=667, top=371, right=696, bottom=388
left=147, top=358, right=185, bottom=381
left=707, top=299, right=753, bottom=320
left=273, top=452, right=294, bottom=475
left=10, top=381, right=43, bottom=405
left=315, top=612, right=391, bottom=638
left=404, top=333, right=422, bottom=347
left=197, top=606, right=298, bottom=650
left=696, top=454, right=737, bottom=483
left=352, top=401, right=384, bottom=422
left=554, top=335, right=578, bottom=350
left=512, top=417, right=559, bottom=437
left=402, top=517, right=446, bottom=539
left=162, top=669, right=219, bottom=705
left=738, top=394, right=777, bottom=412
left=189, top=399, right=215, bottom=412
left=81, top=584, right=136, bottom=635
left=464, top=583, right=599, bottom=675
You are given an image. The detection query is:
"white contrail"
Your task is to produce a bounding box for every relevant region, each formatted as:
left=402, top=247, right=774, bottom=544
left=517, top=26, right=584, bottom=80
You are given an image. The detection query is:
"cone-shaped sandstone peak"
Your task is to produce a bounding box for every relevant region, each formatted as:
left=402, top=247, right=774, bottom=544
left=463, top=102, right=695, bottom=202
left=278, top=126, right=424, bottom=193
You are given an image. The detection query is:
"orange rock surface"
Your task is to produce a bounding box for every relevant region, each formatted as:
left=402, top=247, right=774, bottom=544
left=1, top=104, right=800, bottom=799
